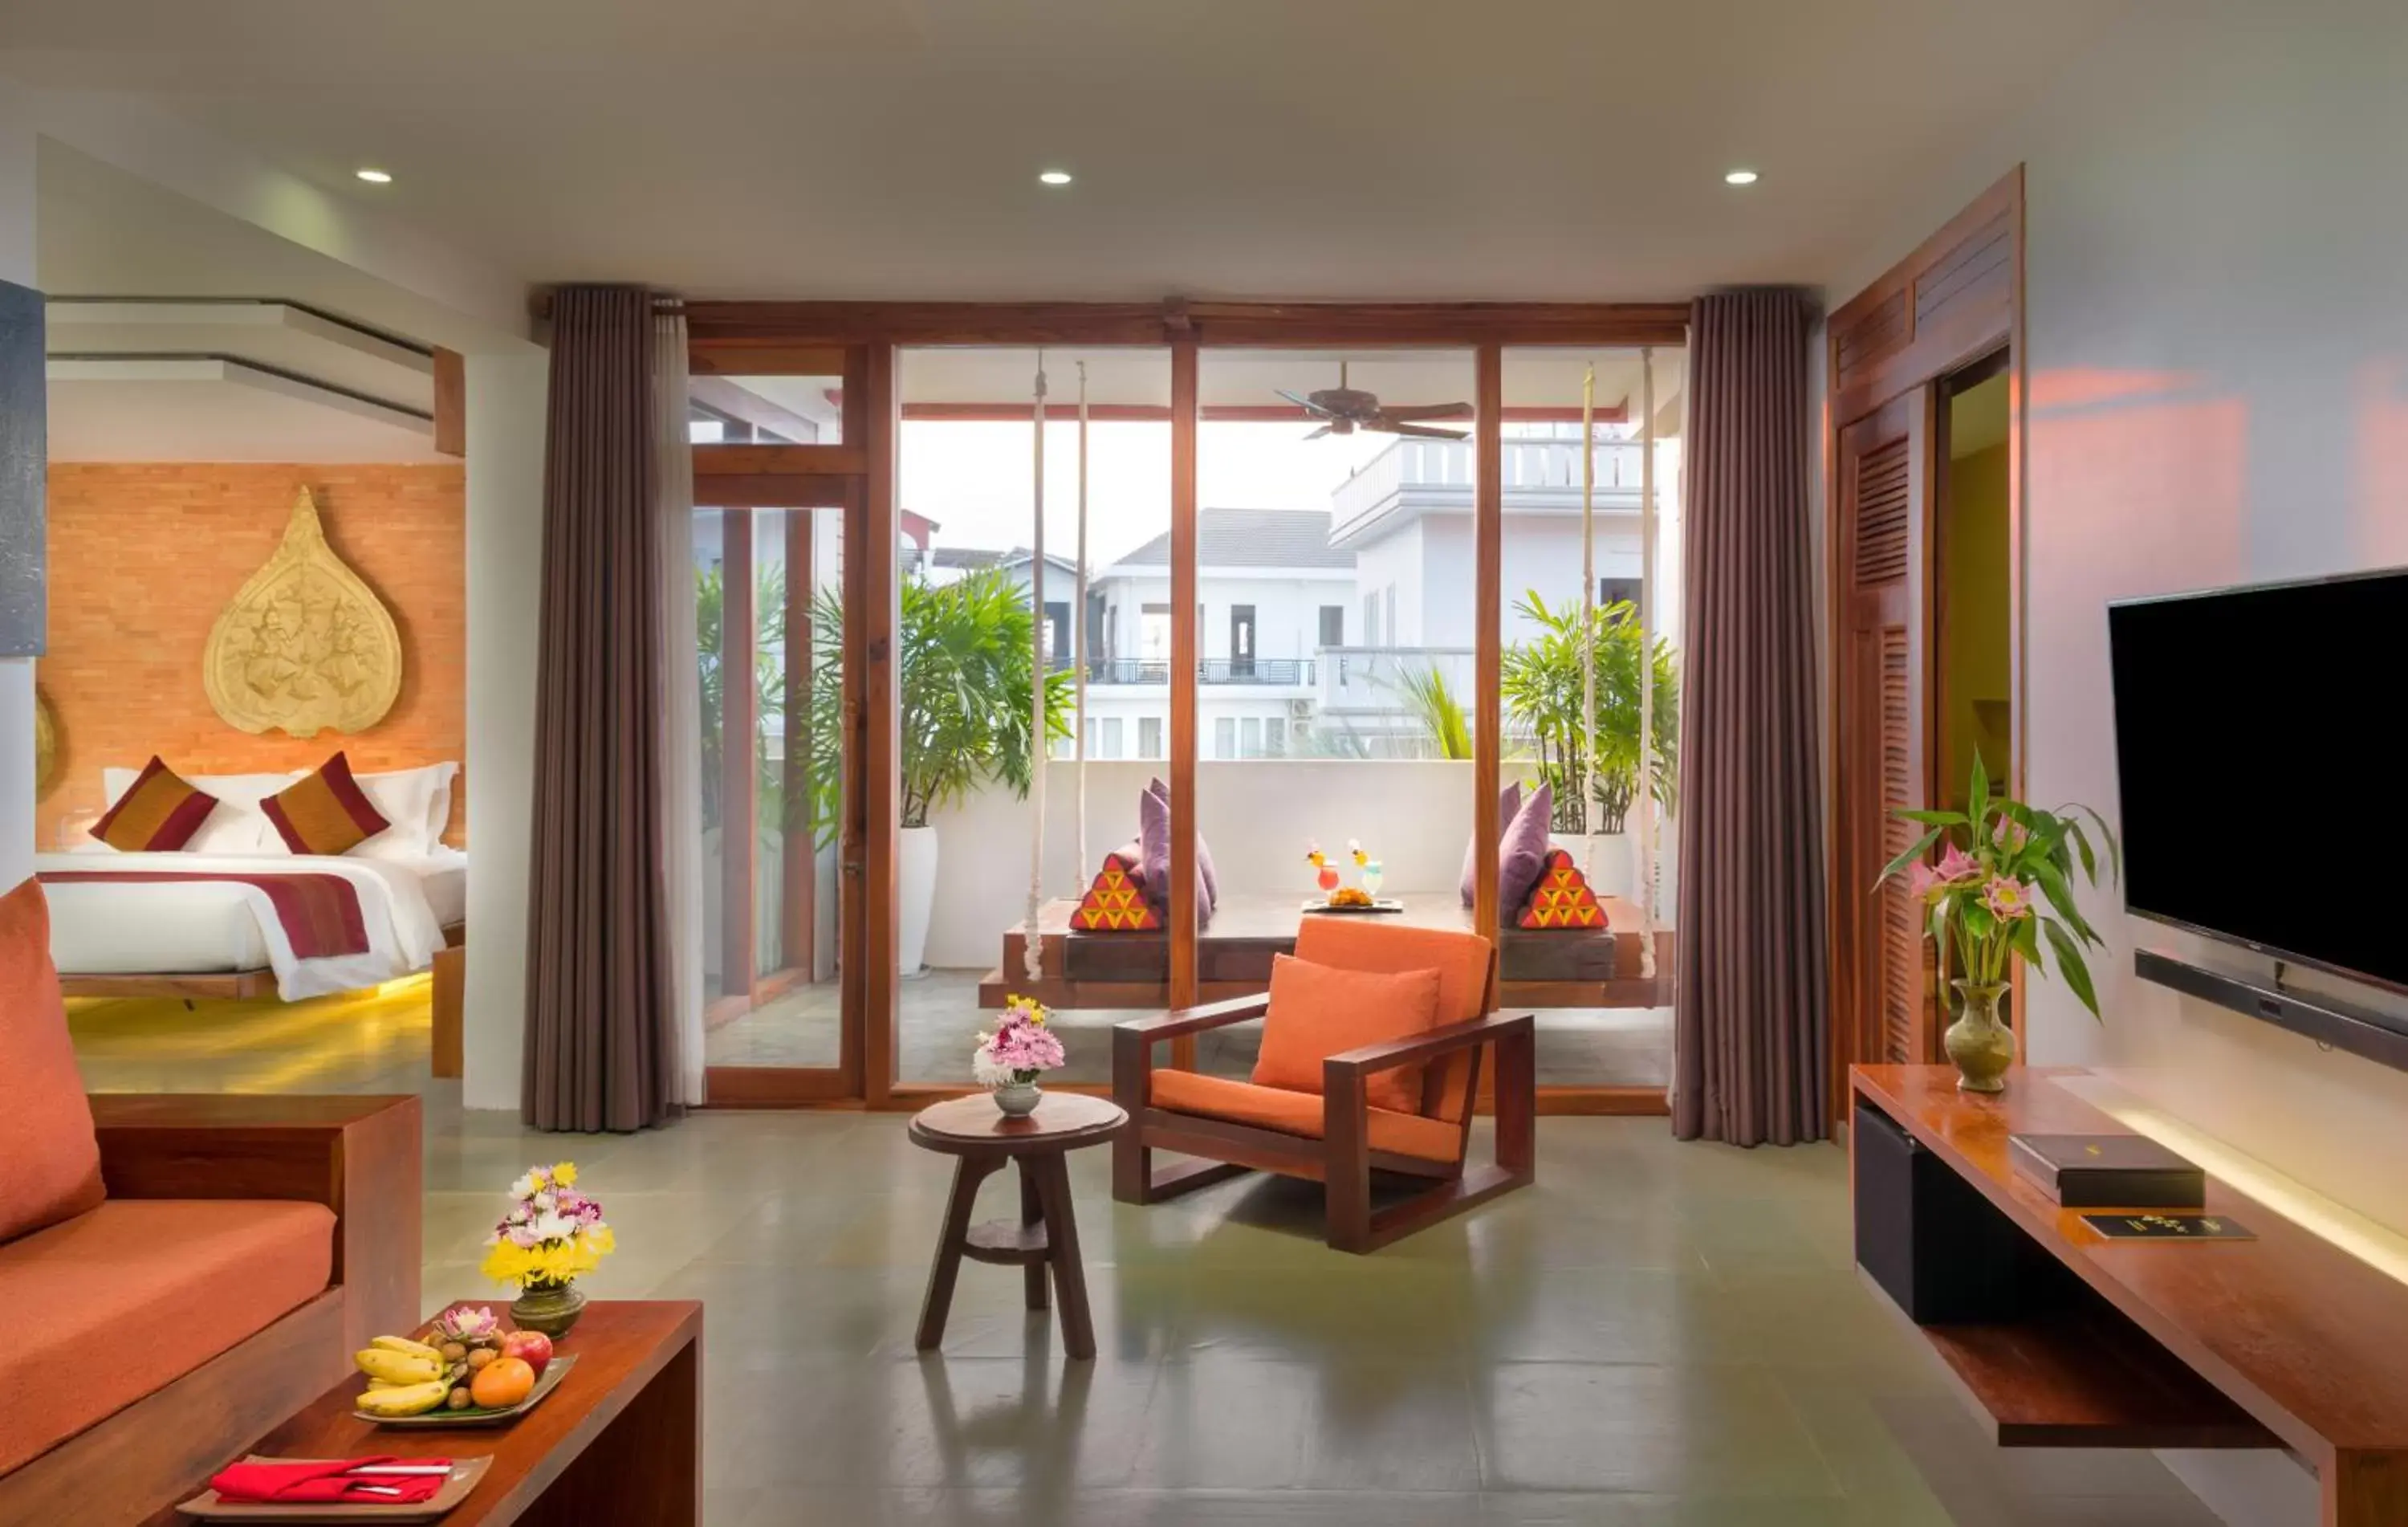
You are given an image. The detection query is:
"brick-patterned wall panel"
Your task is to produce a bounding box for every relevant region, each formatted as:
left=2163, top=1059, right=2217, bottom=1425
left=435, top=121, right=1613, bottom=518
left=39, top=464, right=466, bottom=849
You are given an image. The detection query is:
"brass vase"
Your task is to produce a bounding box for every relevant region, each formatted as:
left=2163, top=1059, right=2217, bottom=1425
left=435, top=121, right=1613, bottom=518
left=510, top=1279, right=587, bottom=1337
left=1945, top=980, right=2015, bottom=1093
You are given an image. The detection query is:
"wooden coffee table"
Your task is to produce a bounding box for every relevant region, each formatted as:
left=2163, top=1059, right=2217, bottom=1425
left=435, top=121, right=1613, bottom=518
left=909, top=1093, right=1127, bottom=1361
left=143, top=1301, right=701, bottom=1525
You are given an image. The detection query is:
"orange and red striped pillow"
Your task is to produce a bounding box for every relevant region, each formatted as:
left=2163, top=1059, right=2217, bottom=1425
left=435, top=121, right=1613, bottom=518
left=89, top=757, right=220, bottom=852
left=262, top=752, right=391, bottom=857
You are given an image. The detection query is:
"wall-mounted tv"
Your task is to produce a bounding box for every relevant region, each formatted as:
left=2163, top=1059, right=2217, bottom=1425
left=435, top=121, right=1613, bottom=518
left=2108, top=568, right=2407, bottom=993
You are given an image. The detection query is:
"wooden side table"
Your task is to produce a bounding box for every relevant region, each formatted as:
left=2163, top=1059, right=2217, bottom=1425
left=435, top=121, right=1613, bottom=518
left=908, top=1092, right=1126, bottom=1361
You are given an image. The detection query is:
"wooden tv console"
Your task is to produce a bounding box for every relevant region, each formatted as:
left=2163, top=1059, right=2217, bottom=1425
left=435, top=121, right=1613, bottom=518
left=1850, top=1065, right=2408, bottom=1527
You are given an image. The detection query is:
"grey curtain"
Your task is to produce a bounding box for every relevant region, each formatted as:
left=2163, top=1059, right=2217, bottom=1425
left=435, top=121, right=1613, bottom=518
left=1674, top=288, right=1828, bottom=1146
left=524, top=287, right=677, bottom=1132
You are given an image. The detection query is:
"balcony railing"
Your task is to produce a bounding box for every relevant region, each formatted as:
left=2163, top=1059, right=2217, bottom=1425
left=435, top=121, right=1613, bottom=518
left=1058, top=657, right=1316, bottom=686
left=1330, top=436, right=1654, bottom=539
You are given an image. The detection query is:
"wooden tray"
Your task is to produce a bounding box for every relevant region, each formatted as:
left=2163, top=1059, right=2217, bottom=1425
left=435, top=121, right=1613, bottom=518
left=176, top=1456, right=491, bottom=1521
left=1300, top=898, right=1405, bottom=915
left=353, top=1354, right=578, bottom=1428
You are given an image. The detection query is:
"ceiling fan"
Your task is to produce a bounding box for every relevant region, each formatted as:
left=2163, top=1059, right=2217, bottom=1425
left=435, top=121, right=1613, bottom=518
left=1278, top=362, right=1473, bottom=440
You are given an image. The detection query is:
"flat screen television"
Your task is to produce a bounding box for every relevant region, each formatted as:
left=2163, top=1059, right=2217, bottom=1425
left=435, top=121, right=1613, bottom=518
left=2107, top=568, right=2406, bottom=993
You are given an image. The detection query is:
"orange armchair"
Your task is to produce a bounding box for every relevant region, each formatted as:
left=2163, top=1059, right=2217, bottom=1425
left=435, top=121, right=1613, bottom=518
left=1112, top=918, right=1536, bottom=1252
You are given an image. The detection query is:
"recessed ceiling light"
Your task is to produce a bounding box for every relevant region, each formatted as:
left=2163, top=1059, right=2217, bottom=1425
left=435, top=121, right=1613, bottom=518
left=1038, top=169, right=1073, bottom=186
left=355, top=168, right=393, bottom=184
left=1724, top=169, right=1759, bottom=185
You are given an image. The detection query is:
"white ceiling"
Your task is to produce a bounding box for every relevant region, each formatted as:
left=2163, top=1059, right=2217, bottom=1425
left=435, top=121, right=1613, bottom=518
left=3, top=0, right=2127, bottom=301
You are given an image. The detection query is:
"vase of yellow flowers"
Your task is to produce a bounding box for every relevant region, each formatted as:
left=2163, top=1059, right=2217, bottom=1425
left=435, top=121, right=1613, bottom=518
left=479, top=1163, right=613, bottom=1336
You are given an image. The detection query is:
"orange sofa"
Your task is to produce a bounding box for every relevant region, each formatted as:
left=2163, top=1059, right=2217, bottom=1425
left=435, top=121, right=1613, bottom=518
left=0, top=878, right=421, bottom=1524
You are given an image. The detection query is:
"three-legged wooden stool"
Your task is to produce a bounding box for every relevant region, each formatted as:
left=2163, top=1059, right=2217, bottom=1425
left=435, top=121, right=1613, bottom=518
left=907, top=1093, right=1127, bottom=1361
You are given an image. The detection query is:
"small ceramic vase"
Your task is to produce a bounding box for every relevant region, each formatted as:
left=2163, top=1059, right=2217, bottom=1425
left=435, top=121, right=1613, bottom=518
left=1946, top=980, right=2015, bottom=1093
left=994, top=1080, right=1043, bottom=1118
left=510, top=1279, right=587, bottom=1337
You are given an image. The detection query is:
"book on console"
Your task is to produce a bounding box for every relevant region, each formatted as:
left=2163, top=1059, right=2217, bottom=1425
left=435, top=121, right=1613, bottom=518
left=2008, top=1133, right=2205, bottom=1208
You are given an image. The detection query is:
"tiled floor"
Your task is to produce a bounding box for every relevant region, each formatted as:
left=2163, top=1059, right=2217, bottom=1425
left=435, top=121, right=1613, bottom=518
left=704, top=968, right=1672, bottom=1089
left=67, top=987, right=2231, bottom=1526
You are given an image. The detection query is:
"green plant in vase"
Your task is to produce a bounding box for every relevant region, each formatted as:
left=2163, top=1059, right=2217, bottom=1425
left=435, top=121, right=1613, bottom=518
left=1874, top=755, right=2121, bottom=1093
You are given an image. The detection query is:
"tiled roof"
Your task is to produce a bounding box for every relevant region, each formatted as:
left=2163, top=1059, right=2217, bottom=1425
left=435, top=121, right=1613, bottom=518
left=1112, top=509, right=1351, bottom=571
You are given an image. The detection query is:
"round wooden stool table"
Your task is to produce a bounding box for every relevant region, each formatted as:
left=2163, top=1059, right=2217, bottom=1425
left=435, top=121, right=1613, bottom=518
left=908, top=1092, right=1127, bottom=1361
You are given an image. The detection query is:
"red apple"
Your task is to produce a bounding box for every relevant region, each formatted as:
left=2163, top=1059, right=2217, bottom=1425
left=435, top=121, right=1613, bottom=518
left=499, top=1330, right=553, bottom=1378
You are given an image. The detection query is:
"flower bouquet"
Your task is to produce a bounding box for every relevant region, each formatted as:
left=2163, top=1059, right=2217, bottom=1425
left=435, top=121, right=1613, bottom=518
left=974, top=996, right=1066, bottom=1118
left=478, top=1162, right=613, bottom=1335
left=1876, top=755, right=2120, bottom=1092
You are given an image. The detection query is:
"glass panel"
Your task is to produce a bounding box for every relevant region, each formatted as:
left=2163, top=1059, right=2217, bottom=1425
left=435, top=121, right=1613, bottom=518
left=894, top=345, right=1172, bottom=1088
left=688, top=375, right=843, bottom=444
left=1498, top=346, right=1687, bottom=1089
left=1193, top=347, right=1479, bottom=1078
left=698, top=495, right=848, bottom=1069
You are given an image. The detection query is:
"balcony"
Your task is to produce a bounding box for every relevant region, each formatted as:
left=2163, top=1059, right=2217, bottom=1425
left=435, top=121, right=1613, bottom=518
left=1060, top=657, right=1317, bottom=687
left=1329, top=436, right=1649, bottom=543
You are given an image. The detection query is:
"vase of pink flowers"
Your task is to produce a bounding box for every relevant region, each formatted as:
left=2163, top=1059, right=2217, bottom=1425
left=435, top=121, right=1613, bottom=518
left=1877, top=756, right=2119, bottom=1093
left=975, top=996, right=1067, bottom=1118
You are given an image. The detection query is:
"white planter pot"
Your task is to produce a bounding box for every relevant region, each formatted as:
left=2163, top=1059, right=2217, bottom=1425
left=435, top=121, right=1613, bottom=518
left=1576, top=833, right=1635, bottom=901
left=899, top=824, right=940, bottom=976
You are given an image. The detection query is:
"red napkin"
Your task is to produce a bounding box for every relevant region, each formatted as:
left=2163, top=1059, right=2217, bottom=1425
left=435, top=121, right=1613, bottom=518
left=209, top=1456, right=454, bottom=1505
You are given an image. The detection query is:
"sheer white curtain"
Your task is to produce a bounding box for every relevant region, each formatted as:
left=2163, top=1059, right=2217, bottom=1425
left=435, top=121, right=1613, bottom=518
left=654, top=310, right=706, bottom=1106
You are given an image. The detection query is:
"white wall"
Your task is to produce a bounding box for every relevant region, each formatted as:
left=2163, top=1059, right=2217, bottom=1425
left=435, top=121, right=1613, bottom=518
left=921, top=759, right=1495, bottom=969
left=1831, top=7, right=2408, bottom=1521
left=0, top=101, right=32, bottom=889
left=462, top=350, right=548, bottom=1111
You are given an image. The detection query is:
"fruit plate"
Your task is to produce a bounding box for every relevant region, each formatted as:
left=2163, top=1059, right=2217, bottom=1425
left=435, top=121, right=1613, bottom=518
left=176, top=1456, right=491, bottom=1521
left=1300, top=898, right=1405, bottom=915
left=354, top=1354, right=578, bottom=1427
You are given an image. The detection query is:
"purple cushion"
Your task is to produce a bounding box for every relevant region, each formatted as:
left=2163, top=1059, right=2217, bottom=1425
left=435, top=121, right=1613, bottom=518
left=1139, top=780, right=1214, bottom=922
left=1497, top=780, right=1554, bottom=919
left=1460, top=780, right=1523, bottom=908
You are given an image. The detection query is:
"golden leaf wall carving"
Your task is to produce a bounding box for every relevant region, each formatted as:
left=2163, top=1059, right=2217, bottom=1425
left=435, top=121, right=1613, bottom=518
left=203, top=488, right=403, bottom=737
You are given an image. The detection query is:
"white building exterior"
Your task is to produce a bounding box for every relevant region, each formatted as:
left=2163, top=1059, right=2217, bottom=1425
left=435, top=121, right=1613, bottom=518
left=919, top=429, right=1682, bottom=761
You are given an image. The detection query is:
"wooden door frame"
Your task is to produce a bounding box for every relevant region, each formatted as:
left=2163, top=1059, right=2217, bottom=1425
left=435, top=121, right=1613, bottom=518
left=1823, top=168, right=2028, bottom=1122
left=673, top=299, right=1690, bottom=1113
left=695, top=351, right=876, bottom=1107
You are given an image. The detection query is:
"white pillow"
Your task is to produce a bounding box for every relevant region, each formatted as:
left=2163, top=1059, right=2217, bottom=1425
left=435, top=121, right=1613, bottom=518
left=352, top=763, right=460, bottom=861
left=99, top=767, right=303, bottom=857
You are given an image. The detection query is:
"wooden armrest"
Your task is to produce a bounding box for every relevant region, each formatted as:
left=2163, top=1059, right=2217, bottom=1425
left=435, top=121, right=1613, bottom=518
left=1324, top=1012, right=1536, bottom=1079
left=1112, top=994, right=1271, bottom=1044
left=87, top=1092, right=421, bottom=1350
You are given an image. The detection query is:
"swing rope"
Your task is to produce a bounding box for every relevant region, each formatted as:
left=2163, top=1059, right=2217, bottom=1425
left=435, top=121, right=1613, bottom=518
left=1023, top=351, right=1049, bottom=984
left=1580, top=364, right=1597, bottom=882
left=1073, top=362, right=1091, bottom=900
left=1636, top=345, right=1659, bottom=982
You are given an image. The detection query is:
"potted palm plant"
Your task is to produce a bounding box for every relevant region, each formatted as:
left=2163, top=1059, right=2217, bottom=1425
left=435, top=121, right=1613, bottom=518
left=805, top=568, right=1072, bottom=975
left=1499, top=592, right=1678, bottom=894
left=1876, top=755, right=2120, bottom=1092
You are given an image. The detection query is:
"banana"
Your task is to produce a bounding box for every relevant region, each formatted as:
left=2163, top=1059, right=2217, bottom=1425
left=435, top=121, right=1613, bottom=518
left=354, top=1348, right=443, bottom=1385
left=371, top=1334, right=445, bottom=1363
left=356, top=1378, right=451, bottom=1418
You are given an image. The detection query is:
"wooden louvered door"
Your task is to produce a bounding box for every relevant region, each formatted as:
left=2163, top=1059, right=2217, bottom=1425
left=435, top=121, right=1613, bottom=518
left=1837, top=391, right=1933, bottom=1067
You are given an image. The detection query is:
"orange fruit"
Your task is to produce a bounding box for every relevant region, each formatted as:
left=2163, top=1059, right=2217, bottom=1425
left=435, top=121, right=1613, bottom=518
left=469, top=1356, right=535, bottom=1409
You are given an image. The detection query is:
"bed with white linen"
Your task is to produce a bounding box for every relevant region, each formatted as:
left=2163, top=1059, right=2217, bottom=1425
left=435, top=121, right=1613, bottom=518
left=45, top=762, right=465, bottom=1002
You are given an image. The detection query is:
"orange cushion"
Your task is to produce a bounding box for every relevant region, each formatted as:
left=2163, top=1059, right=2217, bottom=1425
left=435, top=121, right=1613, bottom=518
left=1293, top=918, right=1493, bottom=1023
left=0, top=878, right=105, bottom=1244
left=1251, top=953, right=1441, bottom=1112
left=0, top=1198, right=335, bottom=1473
left=89, top=755, right=219, bottom=852
left=1151, top=1069, right=1463, bottom=1163
left=263, top=751, right=391, bottom=856
left=1292, top=919, right=1496, bottom=1123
